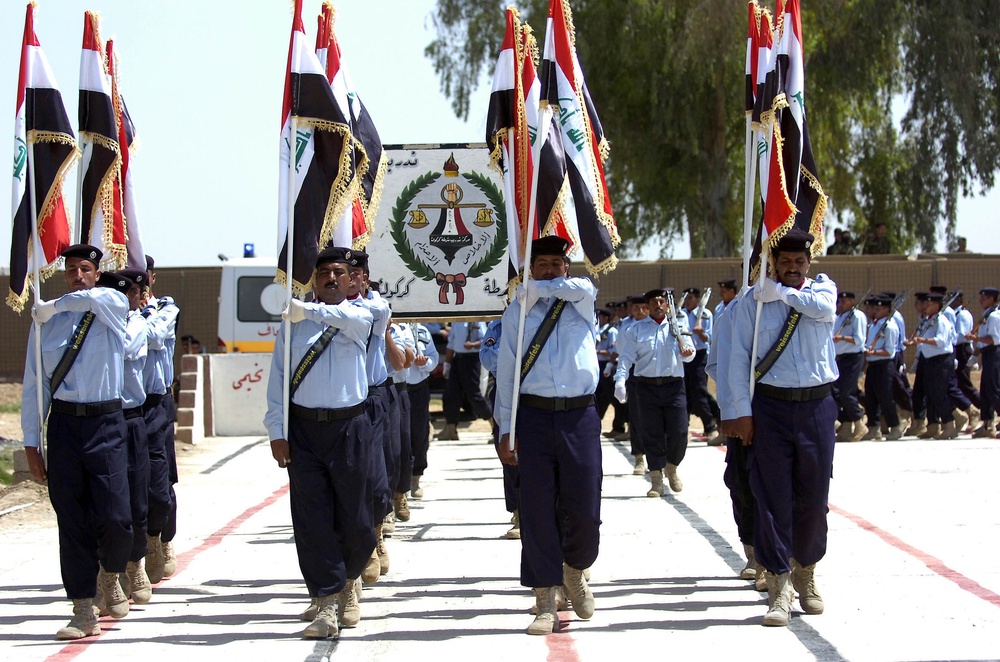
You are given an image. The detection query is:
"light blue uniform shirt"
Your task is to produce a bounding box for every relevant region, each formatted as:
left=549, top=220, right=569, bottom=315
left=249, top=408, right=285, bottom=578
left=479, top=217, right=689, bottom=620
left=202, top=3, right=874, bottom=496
left=447, top=322, right=487, bottom=354
left=21, top=287, right=128, bottom=448
left=728, top=274, right=839, bottom=419
left=684, top=307, right=712, bottom=351
left=834, top=308, right=867, bottom=355
left=479, top=318, right=503, bottom=377
left=714, top=300, right=726, bottom=319
left=143, top=295, right=179, bottom=397
left=978, top=309, right=1000, bottom=348
left=388, top=323, right=414, bottom=383
left=405, top=323, right=439, bottom=384
left=892, top=310, right=906, bottom=352
left=954, top=306, right=974, bottom=345
left=349, top=290, right=390, bottom=386
left=264, top=300, right=373, bottom=441
left=496, top=277, right=598, bottom=436
left=866, top=317, right=899, bottom=361
left=917, top=315, right=955, bottom=358
left=615, top=313, right=695, bottom=382
left=595, top=324, right=617, bottom=362
left=122, top=310, right=149, bottom=409
left=707, top=295, right=741, bottom=420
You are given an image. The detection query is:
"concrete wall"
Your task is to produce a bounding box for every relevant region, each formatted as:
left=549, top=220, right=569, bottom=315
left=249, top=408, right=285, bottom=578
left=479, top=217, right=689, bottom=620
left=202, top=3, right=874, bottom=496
left=208, top=354, right=270, bottom=437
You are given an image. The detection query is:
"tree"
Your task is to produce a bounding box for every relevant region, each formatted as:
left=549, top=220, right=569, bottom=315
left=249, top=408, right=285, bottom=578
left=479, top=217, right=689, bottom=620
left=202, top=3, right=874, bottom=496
left=427, top=0, right=1000, bottom=257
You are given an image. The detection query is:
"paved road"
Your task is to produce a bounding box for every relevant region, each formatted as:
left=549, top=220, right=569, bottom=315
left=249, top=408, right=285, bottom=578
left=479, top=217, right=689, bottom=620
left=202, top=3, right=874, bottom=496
left=1, top=428, right=999, bottom=661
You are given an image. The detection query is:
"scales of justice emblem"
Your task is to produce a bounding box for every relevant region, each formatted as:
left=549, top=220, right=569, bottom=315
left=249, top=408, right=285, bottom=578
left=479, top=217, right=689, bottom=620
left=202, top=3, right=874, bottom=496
left=390, top=153, right=506, bottom=305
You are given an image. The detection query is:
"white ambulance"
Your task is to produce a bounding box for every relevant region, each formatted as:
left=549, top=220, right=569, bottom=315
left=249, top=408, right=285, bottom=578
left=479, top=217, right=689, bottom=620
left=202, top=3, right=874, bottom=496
left=216, top=257, right=285, bottom=353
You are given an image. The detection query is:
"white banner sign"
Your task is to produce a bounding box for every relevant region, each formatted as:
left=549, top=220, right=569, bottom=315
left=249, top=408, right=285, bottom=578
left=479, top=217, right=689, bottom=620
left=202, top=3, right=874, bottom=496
left=366, top=144, right=509, bottom=320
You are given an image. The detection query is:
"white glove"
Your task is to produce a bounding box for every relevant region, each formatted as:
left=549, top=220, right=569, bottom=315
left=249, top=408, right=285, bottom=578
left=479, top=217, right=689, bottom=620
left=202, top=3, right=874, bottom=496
left=31, top=299, right=58, bottom=324
left=754, top=278, right=784, bottom=303
left=614, top=381, right=627, bottom=403
left=442, top=362, right=451, bottom=378
left=282, top=299, right=308, bottom=323
left=602, top=361, right=615, bottom=378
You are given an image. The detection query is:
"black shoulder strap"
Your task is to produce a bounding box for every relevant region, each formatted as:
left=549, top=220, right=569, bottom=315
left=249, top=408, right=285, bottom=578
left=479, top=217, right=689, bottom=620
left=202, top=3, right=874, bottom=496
left=50, top=312, right=96, bottom=395
left=754, top=307, right=801, bottom=382
left=289, top=325, right=340, bottom=398
left=520, top=299, right=567, bottom=382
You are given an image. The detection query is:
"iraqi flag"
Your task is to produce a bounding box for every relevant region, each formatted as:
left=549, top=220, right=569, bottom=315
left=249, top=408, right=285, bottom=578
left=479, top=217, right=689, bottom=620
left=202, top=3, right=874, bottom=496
left=77, top=11, right=126, bottom=270
left=317, top=2, right=387, bottom=250
left=486, top=7, right=570, bottom=290
left=277, top=0, right=361, bottom=296
left=107, top=40, right=146, bottom=272
left=8, top=3, right=76, bottom=313
left=538, top=0, right=619, bottom=275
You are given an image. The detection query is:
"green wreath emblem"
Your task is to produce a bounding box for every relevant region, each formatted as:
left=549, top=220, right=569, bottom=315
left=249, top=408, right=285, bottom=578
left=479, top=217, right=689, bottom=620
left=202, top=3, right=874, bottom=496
left=390, top=170, right=507, bottom=281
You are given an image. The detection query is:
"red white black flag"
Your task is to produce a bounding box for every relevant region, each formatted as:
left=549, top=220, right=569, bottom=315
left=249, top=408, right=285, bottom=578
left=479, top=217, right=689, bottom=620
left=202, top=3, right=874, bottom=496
left=538, top=0, right=619, bottom=275
left=277, top=0, right=364, bottom=296
left=317, top=2, right=386, bottom=250
left=487, top=7, right=570, bottom=289
left=8, top=3, right=76, bottom=312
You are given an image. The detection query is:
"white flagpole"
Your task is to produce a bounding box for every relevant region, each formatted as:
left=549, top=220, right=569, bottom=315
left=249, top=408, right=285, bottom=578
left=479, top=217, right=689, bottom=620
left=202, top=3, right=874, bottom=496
left=74, top=137, right=85, bottom=244
left=748, top=244, right=768, bottom=398
left=741, top=116, right=757, bottom=289
left=282, top=117, right=297, bottom=441
left=26, top=140, right=45, bottom=463
left=507, top=109, right=549, bottom=451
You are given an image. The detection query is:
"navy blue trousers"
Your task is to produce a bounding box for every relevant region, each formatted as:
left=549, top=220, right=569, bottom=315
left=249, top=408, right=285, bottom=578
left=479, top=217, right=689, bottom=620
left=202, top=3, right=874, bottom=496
left=749, top=393, right=836, bottom=574
left=364, top=387, right=392, bottom=523
left=444, top=353, right=492, bottom=423
left=911, top=358, right=927, bottom=419
left=921, top=354, right=955, bottom=424
left=47, top=410, right=132, bottom=599
left=892, top=354, right=914, bottom=413
left=516, top=404, right=602, bottom=587
left=162, top=397, right=179, bottom=543
left=144, top=396, right=173, bottom=539
left=833, top=352, right=865, bottom=422
left=408, top=380, right=431, bottom=476
left=288, top=413, right=376, bottom=596
left=124, top=413, right=150, bottom=561
left=382, top=383, right=401, bottom=495
left=724, top=435, right=755, bottom=544
left=636, top=379, right=688, bottom=470
left=982, top=346, right=1000, bottom=422
left=626, top=377, right=644, bottom=455
left=487, top=383, right=519, bottom=513
left=684, top=349, right=719, bottom=433
left=955, top=344, right=980, bottom=409
left=865, top=360, right=900, bottom=427
left=394, top=387, right=412, bottom=494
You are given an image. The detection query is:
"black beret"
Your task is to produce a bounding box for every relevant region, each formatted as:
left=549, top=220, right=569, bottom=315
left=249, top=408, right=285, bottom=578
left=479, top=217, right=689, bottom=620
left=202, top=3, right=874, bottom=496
left=644, top=288, right=670, bottom=302
left=718, top=278, right=737, bottom=289
left=627, top=295, right=647, bottom=305
left=145, top=254, right=155, bottom=271
left=863, top=295, right=881, bottom=306
left=316, top=246, right=361, bottom=268
left=773, top=228, right=814, bottom=254
left=838, top=291, right=856, bottom=300
left=97, top=271, right=132, bottom=294
left=979, top=287, right=1000, bottom=298
left=61, top=244, right=102, bottom=267
left=929, top=285, right=948, bottom=295
left=531, top=235, right=570, bottom=258
left=683, top=287, right=701, bottom=298
left=914, top=292, right=930, bottom=302
left=350, top=250, right=369, bottom=270
left=926, top=293, right=944, bottom=304
left=880, top=291, right=897, bottom=300
left=597, top=308, right=611, bottom=317
left=118, top=268, right=147, bottom=287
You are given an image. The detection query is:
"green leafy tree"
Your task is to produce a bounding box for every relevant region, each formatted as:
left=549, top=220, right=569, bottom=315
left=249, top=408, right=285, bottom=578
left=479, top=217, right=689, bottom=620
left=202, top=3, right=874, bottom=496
left=427, top=0, right=1000, bottom=256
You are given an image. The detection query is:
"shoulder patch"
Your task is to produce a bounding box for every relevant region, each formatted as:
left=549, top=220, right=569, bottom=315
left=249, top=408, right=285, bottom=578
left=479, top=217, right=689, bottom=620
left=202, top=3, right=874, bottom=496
left=484, top=336, right=497, bottom=347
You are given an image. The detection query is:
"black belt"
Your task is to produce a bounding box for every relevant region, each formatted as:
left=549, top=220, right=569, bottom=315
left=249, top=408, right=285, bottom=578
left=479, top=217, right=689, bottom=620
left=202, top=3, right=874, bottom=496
left=756, top=383, right=832, bottom=402
left=141, top=393, right=166, bottom=414
left=519, top=394, right=594, bottom=412
left=635, top=375, right=683, bottom=386
left=123, top=407, right=144, bottom=420
left=392, top=381, right=406, bottom=392
left=51, top=399, right=122, bottom=418
left=405, top=378, right=429, bottom=391
left=370, top=377, right=394, bottom=390
left=290, top=402, right=365, bottom=422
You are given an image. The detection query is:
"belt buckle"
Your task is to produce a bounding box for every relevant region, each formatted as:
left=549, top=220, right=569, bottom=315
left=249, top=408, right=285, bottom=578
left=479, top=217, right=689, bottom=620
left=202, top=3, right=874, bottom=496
left=75, top=403, right=89, bottom=417
left=552, top=398, right=568, bottom=412
left=317, top=409, right=332, bottom=422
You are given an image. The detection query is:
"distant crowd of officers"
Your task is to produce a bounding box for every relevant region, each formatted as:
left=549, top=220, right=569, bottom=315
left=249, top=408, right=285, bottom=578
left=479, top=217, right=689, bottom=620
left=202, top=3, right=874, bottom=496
left=22, top=232, right=1000, bottom=641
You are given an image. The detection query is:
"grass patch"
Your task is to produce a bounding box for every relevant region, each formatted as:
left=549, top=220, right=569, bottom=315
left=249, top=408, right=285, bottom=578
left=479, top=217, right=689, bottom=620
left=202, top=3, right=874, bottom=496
left=0, top=448, right=13, bottom=486
left=0, top=404, right=20, bottom=414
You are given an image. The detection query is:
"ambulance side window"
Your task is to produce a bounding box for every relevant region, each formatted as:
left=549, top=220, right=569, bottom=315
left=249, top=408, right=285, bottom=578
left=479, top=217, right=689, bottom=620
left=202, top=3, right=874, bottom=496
left=237, top=276, right=281, bottom=322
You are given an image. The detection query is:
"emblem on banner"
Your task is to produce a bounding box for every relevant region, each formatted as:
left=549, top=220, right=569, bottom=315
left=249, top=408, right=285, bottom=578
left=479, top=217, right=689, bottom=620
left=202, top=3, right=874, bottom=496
left=390, top=154, right=506, bottom=305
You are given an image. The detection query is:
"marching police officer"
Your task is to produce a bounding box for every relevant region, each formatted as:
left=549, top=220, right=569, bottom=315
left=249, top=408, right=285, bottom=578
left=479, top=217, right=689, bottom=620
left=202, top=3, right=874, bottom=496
left=21, top=244, right=133, bottom=639
left=495, top=236, right=601, bottom=635
left=264, top=246, right=375, bottom=639
left=728, top=229, right=837, bottom=627
left=863, top=295, right=903, bottom=441
left=832, top=291, right=868, bottom=441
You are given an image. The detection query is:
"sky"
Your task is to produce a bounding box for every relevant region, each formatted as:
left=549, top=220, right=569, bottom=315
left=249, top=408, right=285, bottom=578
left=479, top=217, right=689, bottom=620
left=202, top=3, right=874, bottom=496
left=1, top=0, right=997, bottom=270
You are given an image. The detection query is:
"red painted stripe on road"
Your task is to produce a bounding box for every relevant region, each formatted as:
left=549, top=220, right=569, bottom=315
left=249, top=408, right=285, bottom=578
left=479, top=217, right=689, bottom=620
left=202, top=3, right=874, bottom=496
left=830, top=503, right=1000, bottom=608
left=45, top=484, right=290, bottom=661
left=546, top=613, right=583, bottom=661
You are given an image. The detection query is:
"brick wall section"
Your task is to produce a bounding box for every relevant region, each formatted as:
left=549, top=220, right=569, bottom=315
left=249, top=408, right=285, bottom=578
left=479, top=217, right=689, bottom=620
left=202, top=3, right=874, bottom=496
left=1, top=255, right=997, bottom=381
